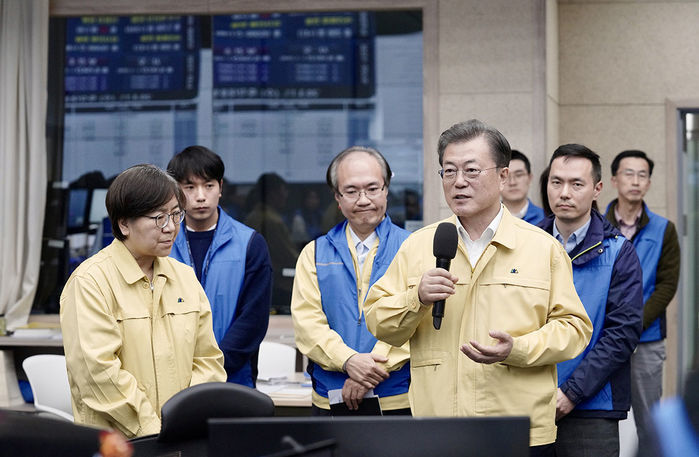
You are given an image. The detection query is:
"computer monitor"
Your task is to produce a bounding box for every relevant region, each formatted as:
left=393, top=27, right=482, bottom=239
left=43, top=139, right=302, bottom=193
left=89, top=188, right=108, bottom=225
left=208, top=416, right=530, bottom=457
left=66, top=188, right=89, bottom=232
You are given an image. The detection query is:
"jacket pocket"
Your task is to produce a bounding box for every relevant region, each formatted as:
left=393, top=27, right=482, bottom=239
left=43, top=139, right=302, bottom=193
left=479, top=276, right=551, bottom=336
left=410, top=351, right=453, bottom=415
left=411, top=356, right=444, bottom=368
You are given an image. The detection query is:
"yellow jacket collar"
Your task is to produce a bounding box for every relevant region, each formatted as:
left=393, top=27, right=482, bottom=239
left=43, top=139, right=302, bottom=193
left=107, top=239, right=175, bottom=284
left=447, top=206, right=517, bottom=251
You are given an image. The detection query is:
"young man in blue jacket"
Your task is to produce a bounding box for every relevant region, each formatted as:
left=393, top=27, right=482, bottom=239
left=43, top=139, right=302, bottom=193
left=605, top=150, right=680, bottom=456
left=168, top=146, right=272, bottom=387
left=538, top=144, right=644, bottom=457
left=501, top=149, right=545, bottom=225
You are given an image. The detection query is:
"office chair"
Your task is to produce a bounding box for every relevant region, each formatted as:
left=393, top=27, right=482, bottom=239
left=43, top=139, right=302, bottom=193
left=22, top=354, right=74, bottom=422
left=130, top=382, right=275, bottom=457
left=0, top=409, right=101, bottom=457
left=158, top=381, right=275, bottom=442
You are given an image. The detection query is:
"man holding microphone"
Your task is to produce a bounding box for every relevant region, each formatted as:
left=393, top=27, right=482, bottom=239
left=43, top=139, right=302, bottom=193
left=364, top=120, right=592, bottom=456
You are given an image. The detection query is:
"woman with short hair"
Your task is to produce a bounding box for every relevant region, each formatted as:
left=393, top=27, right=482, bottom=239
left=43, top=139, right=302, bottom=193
left=60, top=164, right=226, bottom=438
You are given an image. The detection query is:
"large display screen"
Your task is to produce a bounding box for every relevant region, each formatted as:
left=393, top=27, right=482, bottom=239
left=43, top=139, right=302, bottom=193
left=52, top=10, right=423, bottom=313
left=65, top=15, right=199, bottom=101
left=212, top=12, right=374, bottom=99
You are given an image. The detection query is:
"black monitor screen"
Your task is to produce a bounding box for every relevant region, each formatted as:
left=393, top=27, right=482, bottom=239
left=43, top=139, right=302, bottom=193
left=67, top=188, right=89, bottom=230
left=208, top=416, right=530, bottom=457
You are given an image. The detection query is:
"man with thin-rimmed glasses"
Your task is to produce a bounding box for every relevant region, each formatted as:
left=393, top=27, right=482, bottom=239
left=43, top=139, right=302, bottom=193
left=365, top=119, right=592, bottom=457
left=291, top=146, right=411, bottom=416
left=604, top=150, right=680, bottom=456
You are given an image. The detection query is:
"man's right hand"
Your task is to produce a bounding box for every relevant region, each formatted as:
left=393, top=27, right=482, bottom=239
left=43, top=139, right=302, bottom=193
left=344, top=353, right=389, bottom=389
left=417, top=268, right=458, bottom=305
left=342, top=378, right=369, bottom=410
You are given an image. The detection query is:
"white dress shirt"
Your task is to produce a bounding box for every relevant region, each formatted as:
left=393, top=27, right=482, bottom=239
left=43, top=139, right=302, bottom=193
left=454, top=205, right=504, bottom=265
left=349, top=225, right=378, bottom=273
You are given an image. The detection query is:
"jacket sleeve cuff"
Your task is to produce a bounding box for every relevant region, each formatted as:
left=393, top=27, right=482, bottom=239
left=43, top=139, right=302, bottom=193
left=139, top=415, right=162, bottom=436
left=339, top=348, right=359, bottom=372
left=407, top=284, right=430, bottom=314
left=503, top=336, right=528, bottom=366
left=561, top=383, right=583, bottom=405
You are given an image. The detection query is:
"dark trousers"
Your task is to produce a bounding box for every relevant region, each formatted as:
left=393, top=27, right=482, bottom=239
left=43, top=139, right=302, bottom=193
left=311, top=404, right=411, bottom=416
left=530, top=444, right=555, bottom=457
left=555, top=416, right=619, bottom=457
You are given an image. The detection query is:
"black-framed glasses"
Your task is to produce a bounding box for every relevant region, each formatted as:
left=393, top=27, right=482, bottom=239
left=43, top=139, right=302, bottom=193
left=337, top=184, right=386, bottom=202
left=438, top=166, right=499, bottom=182
left=619, top=169, right=650, bottom=181
left=143, top=210, right=185, bottom=228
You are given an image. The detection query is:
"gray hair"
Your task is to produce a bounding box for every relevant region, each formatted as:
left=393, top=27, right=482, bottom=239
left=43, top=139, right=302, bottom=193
left=437, top=119, right=511, bottom=168
left=326, top=146, right=392, bottom=192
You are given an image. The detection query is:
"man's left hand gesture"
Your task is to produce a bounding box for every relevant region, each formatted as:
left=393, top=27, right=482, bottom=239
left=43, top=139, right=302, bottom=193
left=460, top=330, right=513, bottom=364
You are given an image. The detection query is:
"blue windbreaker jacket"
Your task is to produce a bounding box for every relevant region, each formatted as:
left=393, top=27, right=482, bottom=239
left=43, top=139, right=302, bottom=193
left=539, top=210, right=643, bottom=418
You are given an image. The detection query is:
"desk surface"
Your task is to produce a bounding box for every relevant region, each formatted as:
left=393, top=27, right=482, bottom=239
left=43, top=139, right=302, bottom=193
left=0, top=334, right=63, bottom=349
left=257, top=372, right=312, bottom=408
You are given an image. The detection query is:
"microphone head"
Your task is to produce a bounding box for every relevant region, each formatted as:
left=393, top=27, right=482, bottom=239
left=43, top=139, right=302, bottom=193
left=433, top=222, right=458, bottom=260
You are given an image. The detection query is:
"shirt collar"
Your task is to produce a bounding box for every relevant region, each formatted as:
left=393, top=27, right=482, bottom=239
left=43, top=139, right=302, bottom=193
left=553, top=216, right=592, bottom=252
left=348, top=225, right=377, bottom=252
left=454, top=204, right=504, bottom=244
left=187, top=222, right=217, bottom=232
left=108, top=239, right=175, bottom=285
left=613, top=205, right=642, bottom=228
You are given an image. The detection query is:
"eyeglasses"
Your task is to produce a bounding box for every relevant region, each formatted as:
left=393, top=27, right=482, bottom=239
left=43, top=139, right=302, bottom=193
left=337, top=184, right=386, bottom=202
left=507, top=171, right=529, bottom=182
left=143, top=210, right=185, bottom=228
left=619, top=169, right=649, bottom=181
left=438, top=166, right=499, bottom=182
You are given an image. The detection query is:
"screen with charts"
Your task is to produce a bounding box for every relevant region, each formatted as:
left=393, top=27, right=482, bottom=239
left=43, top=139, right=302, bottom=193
left=47, top=10, right=423, bottom=314
left=61, top=11, right=423, bottom=190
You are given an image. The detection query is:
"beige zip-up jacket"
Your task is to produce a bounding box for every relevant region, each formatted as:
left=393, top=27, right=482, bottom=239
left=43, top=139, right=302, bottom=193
left=365, top=211, right=592, bottom=446
left=60, top=239, right=226, bottom=437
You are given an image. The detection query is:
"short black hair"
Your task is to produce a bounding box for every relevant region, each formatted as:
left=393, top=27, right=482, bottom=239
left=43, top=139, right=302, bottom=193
left=106, top=164, right=184, bottom=241
left=326, top=146, right=392, bottom=193
left=548, top=144, right=602, bottom=184
left=167, top=145, right=225, bottom=183
left=610, top=149, right=654, bottom=177
left=509, top=150, right=531, bottom=174
left=437, top=119, right=511, bottom=168
left=539, top=165, right=552, bottom=216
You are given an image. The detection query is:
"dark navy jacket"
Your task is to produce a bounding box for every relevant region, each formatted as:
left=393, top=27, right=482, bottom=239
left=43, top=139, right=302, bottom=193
left=171, top=207, right=272, bottom=387
left=539, top=210, right=643, bottom=419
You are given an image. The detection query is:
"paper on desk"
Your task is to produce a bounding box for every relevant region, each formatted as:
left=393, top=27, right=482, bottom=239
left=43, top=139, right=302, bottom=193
left=328, top=388, right=376, bottom=405
left=257, top=374, right=289, bottom=383
left=10, top=328, right=62, bottom=339
left=272, top=387, right=310, bottom=398
left=256, top=384, right=287, bottom=395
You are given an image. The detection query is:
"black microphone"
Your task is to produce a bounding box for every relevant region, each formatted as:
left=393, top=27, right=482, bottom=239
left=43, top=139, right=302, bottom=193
left=432, top=222, right=458, bottom=330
